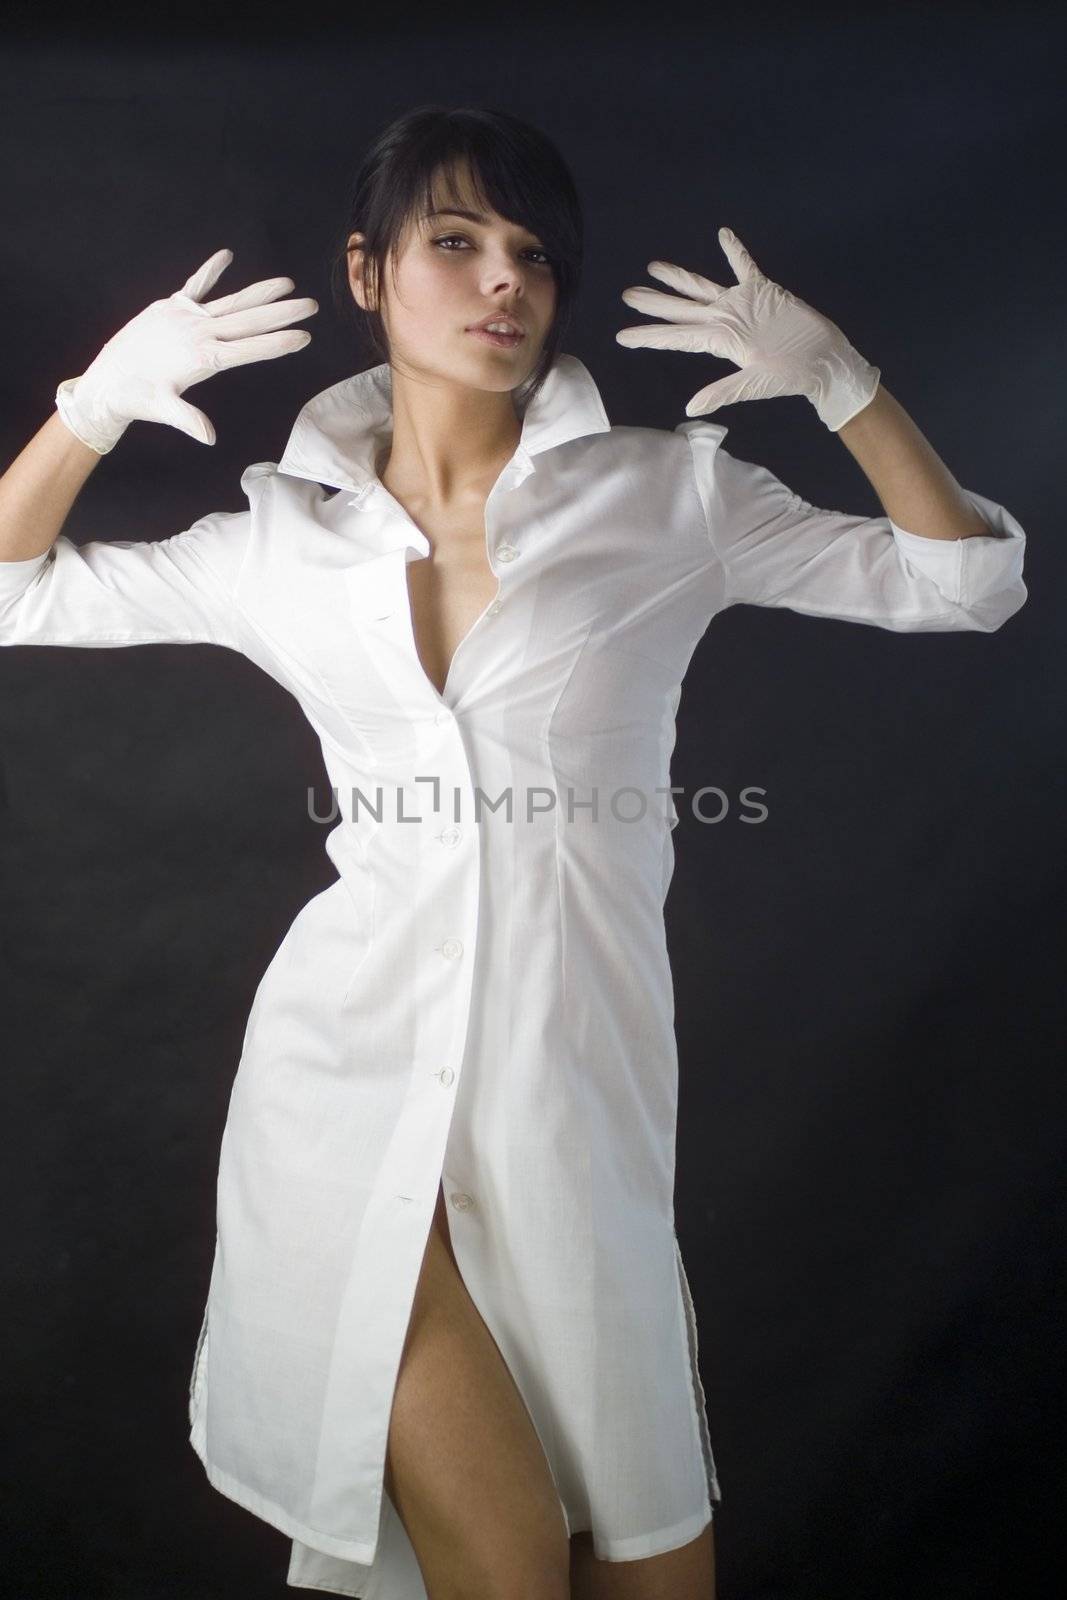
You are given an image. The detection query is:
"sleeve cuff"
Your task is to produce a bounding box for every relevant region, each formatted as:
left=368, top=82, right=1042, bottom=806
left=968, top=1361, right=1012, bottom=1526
left=890, top=488, right=1026, bottom=608
left=0, top=547, right=54, bottom=604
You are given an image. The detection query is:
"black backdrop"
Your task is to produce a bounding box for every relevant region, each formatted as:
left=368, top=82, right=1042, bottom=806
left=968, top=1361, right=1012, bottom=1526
left=1, top=3, right=1063, bottom=1596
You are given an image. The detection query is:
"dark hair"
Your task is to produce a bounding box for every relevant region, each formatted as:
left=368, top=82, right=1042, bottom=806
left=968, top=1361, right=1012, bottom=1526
left=328, top=104, right=583, bottom=412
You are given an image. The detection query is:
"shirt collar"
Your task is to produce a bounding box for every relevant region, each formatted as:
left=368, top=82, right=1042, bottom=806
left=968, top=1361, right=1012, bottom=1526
left=275, top=352, right=612, bottom=502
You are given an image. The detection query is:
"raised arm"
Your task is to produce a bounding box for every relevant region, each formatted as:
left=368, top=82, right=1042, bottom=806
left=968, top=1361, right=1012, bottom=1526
left=0, top=409, right=103, bottom=564
left=0, top=247, right=317, bottom=649
left=679, top=421, right=1026, bottom=633
left=623, top=226, right=1027, bottom=632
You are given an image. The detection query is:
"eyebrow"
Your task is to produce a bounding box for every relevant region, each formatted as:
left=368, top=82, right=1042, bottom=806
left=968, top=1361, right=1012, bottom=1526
left=421, top=207, right=492, bottom=224
left=422, top=207, right=542, bottom=242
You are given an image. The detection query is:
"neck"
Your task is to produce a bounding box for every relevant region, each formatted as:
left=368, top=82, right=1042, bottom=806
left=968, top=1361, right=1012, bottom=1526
left=376, top=364, right=524, bottom=514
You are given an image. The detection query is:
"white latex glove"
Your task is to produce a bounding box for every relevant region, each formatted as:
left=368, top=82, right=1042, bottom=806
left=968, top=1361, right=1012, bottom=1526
left=55, top=248, right=319, bottom=454
left=616, top=226, right=881, bottom=432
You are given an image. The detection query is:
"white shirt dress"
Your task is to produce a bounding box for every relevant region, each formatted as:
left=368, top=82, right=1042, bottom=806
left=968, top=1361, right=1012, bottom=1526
left=0, top=355, right=1028, bottom=1599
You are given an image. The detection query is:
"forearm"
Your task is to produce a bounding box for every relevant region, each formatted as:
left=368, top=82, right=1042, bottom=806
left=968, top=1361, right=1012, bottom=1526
left=0, top=409, right=102, bottom=562
left=835, top=383, right=992, bottom=541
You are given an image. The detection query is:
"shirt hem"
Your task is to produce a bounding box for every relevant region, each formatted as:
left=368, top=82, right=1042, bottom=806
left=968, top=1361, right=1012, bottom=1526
left=283, top=1502, right=718, bottom=1595
left=564, top=1498, right=715, bottom=1561
left=188, top=1432, right=381, bottom=1565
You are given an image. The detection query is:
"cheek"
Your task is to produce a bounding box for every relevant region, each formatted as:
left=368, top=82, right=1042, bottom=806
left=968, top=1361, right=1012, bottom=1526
left=537, top=280, right=558, bottom=328
left=401, top=258, right=467, bottom=318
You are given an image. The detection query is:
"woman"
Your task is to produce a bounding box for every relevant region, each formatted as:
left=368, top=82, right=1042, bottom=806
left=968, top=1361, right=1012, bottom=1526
left=0, top=105, right=1027, bottom=1600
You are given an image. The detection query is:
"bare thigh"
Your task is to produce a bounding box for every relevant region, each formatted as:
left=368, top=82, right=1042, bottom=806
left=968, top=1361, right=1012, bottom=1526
left=569, top=1520, right=716, bottom=1600
left=383, top=1180, right=570, bottom=1600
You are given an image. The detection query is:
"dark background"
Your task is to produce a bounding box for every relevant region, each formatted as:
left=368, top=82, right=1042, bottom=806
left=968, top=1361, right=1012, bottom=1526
left=1, top=3, right=1063, bottom=1596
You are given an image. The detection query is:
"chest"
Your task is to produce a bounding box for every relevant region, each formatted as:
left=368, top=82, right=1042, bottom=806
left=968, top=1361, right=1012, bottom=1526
left=230, top=448, right=725, bottom=757
left=403, top=506, right=498, bottom=699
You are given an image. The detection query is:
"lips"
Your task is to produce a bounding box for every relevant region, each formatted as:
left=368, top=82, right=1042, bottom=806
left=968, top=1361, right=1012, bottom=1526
left=466, top=324, right=525, bottom=349
left=466, top=315, right=525, bottom=336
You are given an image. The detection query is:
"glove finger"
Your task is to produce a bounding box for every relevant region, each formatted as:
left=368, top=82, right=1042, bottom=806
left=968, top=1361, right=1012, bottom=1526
left=212, top=296, right=319, bottom=339
left=616, top=323, right=737, bottom=357
left=718, top=228, right=765, bottom=285
left=645, top=260, right=728, bottom=303
left=178, top=249, right=234, bottom=303
left=209, top=328, right=313, bottom=368
left=620, top=285, right=714, bottom=323
left=199, top=277, right=302, bottom=317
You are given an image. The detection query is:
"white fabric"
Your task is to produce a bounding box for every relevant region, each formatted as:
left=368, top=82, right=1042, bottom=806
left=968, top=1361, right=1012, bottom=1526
left=0, top=355, right=1027, bottom=1597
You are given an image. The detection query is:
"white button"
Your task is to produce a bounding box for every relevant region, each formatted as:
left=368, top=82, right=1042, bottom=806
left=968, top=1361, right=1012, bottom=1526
left=441, top=937, right=463, bottom=960
left=434, top=707, right=452, bottom=725
left=496, top=544, right=519, bottom=562
left=450, top=1191, right=475, bottom=1211
left=487, top=599, right=503, bottom=615
left=438, top=1067, right=455, bottom=1087
left=439, top=826, right=461, bottom=847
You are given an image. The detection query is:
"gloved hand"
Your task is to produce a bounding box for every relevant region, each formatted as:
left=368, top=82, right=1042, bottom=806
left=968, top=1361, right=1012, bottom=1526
left=616, top=227, right=880, bottom=432
left=55, top=248, right=319, bottom=454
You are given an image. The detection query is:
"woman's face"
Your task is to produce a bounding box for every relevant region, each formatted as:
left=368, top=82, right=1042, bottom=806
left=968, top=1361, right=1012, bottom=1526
left=347, top=162, right=558, bottom=394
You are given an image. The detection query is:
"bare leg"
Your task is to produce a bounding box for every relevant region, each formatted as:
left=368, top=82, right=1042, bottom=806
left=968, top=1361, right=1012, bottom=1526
left=383, top=1180, right=571, bottom=1600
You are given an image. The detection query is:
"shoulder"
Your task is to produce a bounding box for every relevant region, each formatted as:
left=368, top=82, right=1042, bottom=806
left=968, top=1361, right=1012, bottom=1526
left=236, top=458, right=340, bottom=530
left=548, top=420, right=732, bottom=508
left=563, top=418, right=731, bottom=468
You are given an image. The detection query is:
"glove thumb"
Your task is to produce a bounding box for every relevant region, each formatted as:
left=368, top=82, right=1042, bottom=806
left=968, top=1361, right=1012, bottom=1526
left=685, top=369, right=760, bottom=418
left=159, top=396, right=217, bottom=446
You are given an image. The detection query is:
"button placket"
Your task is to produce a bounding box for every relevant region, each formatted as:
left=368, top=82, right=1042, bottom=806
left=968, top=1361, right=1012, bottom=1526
left=433, top=929, right=464, bottom=1087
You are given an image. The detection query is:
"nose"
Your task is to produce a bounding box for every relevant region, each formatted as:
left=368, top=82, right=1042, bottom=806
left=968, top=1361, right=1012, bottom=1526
left=480, top=253, right=524, bottom=295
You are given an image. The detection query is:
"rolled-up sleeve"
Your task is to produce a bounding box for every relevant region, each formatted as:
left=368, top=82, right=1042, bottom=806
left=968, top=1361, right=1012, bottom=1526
left=0, top=509, right=251, bottom=651
left=678, top=419, right=1027, bottom=633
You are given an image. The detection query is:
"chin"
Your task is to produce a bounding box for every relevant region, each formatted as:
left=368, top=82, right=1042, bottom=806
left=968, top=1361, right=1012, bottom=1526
left=458, top=355, right=534, bottom=395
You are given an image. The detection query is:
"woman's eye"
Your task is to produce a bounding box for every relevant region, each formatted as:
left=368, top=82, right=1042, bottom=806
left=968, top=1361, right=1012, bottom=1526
left=433, top=235, right=551, bottom=266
